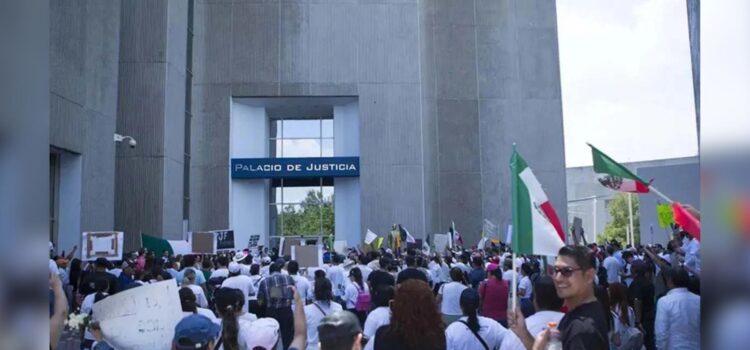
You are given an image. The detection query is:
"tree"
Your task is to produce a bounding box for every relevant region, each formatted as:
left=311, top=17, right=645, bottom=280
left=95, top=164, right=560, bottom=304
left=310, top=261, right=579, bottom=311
left=281, top=190, right=335, bottom=237
left=596, top=193, right=640, bottom=245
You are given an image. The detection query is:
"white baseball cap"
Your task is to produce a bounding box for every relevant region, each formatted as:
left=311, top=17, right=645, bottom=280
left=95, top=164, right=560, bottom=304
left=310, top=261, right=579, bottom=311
left=242, top=318, right=280, bottom=350
left=228, top=262, right=241, bottom=274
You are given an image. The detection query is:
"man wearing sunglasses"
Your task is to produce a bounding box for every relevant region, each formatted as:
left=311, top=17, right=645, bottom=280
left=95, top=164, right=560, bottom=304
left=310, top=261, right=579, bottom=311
left=509, top=245, right=610, bottom=350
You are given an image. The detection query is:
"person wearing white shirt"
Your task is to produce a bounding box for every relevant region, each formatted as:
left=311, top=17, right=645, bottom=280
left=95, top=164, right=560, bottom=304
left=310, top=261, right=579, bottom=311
left=500, top=276, right=564, bottom=350
left=356, top=261, right=373, bottom=284
left=603, top=246, right=623, bottom=284
left=502, top=258, right=517, bottom=284
left=179, top=286, right=219, bottom=323
left=437, top=267, right=469, bottom=325
left=680, top=232, right=701, bottom=275
left=210, top=256, right=230, bottom=280
left=221, top=262, right=256, bottom=314
left=363, top=285, right=394, bottom=350
left=326, top=254, right=347, bottom=300
left=343, top=267, right=370, bottom=326
left=181, top=269, right=209, bottom=309
left=304, top=277, right=344, bottom=350
left=454, top=255, right=471, bottom=276
left=445, top=288, right=508, bottom=350
left=288, top=260, right=312, bottom=305
left=655, top=267, right=700, bottom=350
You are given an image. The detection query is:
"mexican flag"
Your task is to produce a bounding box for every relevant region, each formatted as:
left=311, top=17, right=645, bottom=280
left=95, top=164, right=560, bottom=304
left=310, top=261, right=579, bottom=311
left=141, top=233, right=191, bottom=256
left=511, top=149, right=566, bottom=256
left=589, top=144, right=651, bottom=193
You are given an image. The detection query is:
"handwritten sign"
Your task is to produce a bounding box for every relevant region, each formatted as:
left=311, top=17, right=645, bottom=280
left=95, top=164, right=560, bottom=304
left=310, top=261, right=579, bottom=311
left=82, top=232, right=123, bottom=261
left=93, top=280, right=182, bottom=350
left=657, top=204, right=674, bottom=228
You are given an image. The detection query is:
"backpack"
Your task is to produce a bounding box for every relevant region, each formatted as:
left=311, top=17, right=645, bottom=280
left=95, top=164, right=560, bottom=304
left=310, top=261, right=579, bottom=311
left=354, top=284, right=371, bottom=312
left=611, top=310, right=644, bottom=350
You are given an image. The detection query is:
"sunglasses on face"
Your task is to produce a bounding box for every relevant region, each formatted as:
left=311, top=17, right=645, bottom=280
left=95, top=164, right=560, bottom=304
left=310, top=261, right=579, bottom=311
left=553, top=266, right=584, bottom=277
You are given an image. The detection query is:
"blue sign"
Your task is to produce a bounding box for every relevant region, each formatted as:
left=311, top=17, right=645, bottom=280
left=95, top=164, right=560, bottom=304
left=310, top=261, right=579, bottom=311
left=232, top=157, right=360, bottom=179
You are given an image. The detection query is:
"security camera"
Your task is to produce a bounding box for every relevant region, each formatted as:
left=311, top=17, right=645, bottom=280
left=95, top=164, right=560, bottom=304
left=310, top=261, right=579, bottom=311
left=114, top=133, right=137, bottom=148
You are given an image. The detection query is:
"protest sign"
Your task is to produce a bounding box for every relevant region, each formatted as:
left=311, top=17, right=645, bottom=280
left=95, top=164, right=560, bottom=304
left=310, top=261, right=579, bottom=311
left=215, top=230, right=235, bottom=251
left=433, top=234, right=449, bottom=252
left=292, top=245, right=323, bottom=268
left=571, top=217, right=583, bottom=245
left=283, top=238, right=302, bottom=257
left=505, top=224, right=513, bottom=244
left=82, top=232, right=123, bottom=261
left=247, top=234, right=261, bottom=249
left=191, top=232, right=215, bottom=254
left=657, top=203, right=674, bottom=228
left=93, top=280, right=182, bottom=350
left=364, top=229, right=378, bottom=245
left=483, top=219, right=498, bottom=237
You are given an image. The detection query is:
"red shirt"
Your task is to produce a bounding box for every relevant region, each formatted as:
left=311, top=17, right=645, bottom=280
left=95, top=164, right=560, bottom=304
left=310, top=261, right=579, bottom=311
left=478, top=278, right=509, bottom=322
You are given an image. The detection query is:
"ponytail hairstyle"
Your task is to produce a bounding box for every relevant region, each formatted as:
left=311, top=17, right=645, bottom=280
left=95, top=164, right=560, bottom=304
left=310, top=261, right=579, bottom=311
left=179, top=287, right=198, bottom=313
left=314, top=276, right=333, bottom=302
left=314, top=269, right=327, bottom=280
left=459, top=288, right=481, bottom=332
left=349, top=267, right=364, bottom=290
left=214, top=287, right=244, bottom=350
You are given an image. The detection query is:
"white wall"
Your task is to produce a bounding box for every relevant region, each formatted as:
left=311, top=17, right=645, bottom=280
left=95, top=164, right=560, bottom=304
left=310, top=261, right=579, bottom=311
left=230, top=103, right=270, bottom=248
left=334, top=102, right=361, bottom=247
left=58, top=152, right=82, bottom=257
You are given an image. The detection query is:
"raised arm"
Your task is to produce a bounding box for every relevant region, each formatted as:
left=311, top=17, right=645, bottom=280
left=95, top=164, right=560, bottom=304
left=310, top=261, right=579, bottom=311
left=289, top=286, right=307, bottom=350
left=49, top=273, right=69, bottom=350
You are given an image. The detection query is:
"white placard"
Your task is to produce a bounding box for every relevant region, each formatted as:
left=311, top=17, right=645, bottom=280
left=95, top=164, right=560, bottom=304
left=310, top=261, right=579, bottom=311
left=82, top=232, right=124, bottom=261
left=433, top=234, right=449, bottom=252
left=93, top=280, right=182, bottom=350
left=364, top=229, right=378, bottom=245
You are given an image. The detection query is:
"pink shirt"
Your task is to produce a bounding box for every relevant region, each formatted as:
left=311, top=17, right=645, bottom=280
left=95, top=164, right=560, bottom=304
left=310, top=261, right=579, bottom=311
left=478, top=278, right=509, bottom=322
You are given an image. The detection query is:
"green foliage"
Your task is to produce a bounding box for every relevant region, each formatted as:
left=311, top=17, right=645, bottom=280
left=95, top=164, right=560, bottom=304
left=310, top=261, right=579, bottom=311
left=596, top=193, right=640, bottom=245
left=281, top=190, right=334, bottom=237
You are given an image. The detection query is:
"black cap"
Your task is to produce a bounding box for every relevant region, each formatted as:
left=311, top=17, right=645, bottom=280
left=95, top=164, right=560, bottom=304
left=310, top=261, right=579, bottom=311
left=317, top=311, right=362, bottom=342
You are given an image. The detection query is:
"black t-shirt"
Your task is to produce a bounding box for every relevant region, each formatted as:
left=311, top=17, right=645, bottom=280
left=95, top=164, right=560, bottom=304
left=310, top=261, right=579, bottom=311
left=79, top=271, right=119, bottom=296
left=368, top=270, right=395, bottom=290
left=396, top=268, right=428, bottom=285
left=373, top=325, right=444, bottom=350
left=628, top=277, right=655, bottom=321
left=558, top=301, right=610, bottom=350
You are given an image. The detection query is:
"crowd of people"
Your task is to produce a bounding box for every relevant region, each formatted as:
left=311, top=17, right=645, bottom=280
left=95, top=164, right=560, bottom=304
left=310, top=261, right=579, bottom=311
left=48, top=229, right=700, bottom=350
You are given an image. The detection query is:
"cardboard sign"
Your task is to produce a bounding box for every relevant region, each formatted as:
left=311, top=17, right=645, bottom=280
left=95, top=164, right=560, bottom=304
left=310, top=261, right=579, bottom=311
left=191, top=232, right=215, bottom=254
left=93, top=280, right=182, bottom=350
left=215, top=230, right=235, bottom=251
left=282, top=238, right=302, bottom=257
left=364, top=230, right=378, bottom=245
left=82, top=232, right=123, bottom=261
left=292, top=245, right=323, bottom=268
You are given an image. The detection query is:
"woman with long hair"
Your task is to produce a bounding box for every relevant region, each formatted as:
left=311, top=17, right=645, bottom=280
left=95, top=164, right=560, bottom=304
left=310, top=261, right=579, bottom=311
left=304, top=276, right=343, bottom=350
left=608, top=282, right=637, bottom=349
left=437, top=267, right=468, bottom=325
left=344, top=267, right=370, bottom=327
left=446, top=288, right=508, bottom=349
left=518, top=262, right=535, bottom=317
left=373, top=280, right=445, bottom=350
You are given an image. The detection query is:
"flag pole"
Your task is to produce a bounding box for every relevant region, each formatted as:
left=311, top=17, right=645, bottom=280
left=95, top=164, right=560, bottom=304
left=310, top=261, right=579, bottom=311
left=511, top=252, right=518, bottom=315
left=648, top=185, right=674, bottom=204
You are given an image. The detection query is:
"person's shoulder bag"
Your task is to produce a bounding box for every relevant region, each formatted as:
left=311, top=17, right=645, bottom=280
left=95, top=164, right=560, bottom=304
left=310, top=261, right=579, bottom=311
left=458, top=320, right=489, bottom=350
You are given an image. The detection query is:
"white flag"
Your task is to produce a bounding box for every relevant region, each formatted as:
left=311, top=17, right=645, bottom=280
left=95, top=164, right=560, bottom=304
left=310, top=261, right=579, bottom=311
left=364, top=229, right=378, bottom=245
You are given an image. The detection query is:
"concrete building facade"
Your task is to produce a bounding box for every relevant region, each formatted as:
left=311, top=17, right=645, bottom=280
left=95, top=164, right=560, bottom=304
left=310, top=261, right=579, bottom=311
left=48, top=0, right=568, bottom=254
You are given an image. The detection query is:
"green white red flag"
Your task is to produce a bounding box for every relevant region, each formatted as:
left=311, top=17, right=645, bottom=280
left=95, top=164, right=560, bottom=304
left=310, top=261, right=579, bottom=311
left=589, top=144, right=651, bottom=193
left=511, top=148, right=566, bottom=256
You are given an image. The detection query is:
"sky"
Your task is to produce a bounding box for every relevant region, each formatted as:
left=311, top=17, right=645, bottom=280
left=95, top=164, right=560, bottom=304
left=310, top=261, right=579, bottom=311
left=557, top=0, right=699, bottom=167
